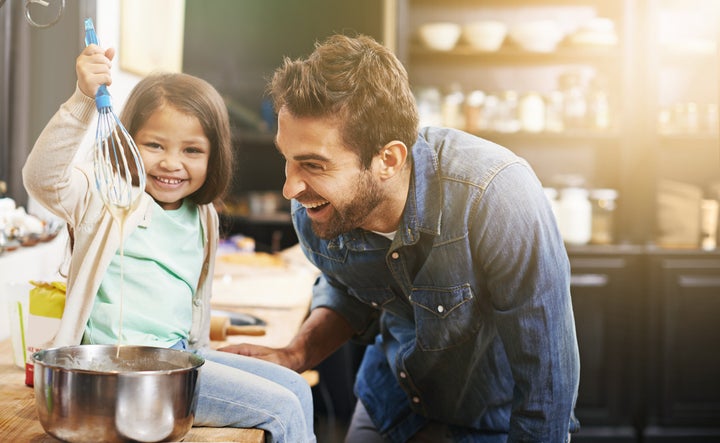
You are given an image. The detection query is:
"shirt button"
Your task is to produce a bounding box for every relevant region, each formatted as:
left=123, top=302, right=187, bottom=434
left=371, top=302, right=378, bottom=308
left=391, top=252, right=399, bottom=259
left=437, top=305, right=444, bottom=313
left=399, top=371, right=407, bottom=379
left=412, top=396, right=420, bottom=404
left=193, top=299, right=202, bottom=307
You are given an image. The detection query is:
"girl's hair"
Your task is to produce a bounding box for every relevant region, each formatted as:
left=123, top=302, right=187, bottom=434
left=120, top=73, right=233, bottom=205
left=268, top=34, right=419, bottom=169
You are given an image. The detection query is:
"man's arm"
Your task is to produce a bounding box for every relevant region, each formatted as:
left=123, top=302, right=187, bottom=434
left=218, top=306, right=355, bottom=373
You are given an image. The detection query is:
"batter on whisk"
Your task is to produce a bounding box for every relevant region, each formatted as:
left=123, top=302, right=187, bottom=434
left=22, top=40, right=316, bottom=443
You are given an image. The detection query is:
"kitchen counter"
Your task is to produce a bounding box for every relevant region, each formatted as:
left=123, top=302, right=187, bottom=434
left=0, top=246, right=319, bottom=442
left=0, top=339, right=264, bottom=442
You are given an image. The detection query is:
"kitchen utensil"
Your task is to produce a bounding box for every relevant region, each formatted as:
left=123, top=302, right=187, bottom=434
left=509, top=20, right=565, bottom=53
left=212, top=309, right=267, bottom=326
left=417, top=22, right=461, bottom=51
left=84, top=18, right=146, bottom=213
left=462, top=20, right=507, bottom=52
left=32, top=344, right=203, bottom=443
left=210, top=315, right=266, bottom=340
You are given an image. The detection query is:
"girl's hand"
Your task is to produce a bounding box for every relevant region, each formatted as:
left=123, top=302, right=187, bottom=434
left=76, top=44, right=116, bottom=99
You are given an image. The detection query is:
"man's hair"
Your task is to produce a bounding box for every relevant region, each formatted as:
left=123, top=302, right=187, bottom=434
left=269, top=34, right=419, bottom=169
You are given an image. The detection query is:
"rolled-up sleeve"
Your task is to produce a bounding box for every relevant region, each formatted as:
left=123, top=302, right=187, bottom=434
left=309, top=272, right=379, bottom=340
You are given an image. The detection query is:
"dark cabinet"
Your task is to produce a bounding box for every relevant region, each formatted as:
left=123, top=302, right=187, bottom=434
left=568, top=247, right=644, bottom=442
left=644, top=252, right=720, bottom=442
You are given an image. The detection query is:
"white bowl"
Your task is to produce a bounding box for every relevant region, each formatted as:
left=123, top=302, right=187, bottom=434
left=509, top=20, right=565, bottom=53
left=462, top=21, right=507, bottom=52
left=418, top=22, right=461, bottom=51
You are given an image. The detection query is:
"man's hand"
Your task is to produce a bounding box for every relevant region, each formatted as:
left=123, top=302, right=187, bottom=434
left=218, top=343, right=302, bottom=370
left=218, top=307, right=356, bottom=373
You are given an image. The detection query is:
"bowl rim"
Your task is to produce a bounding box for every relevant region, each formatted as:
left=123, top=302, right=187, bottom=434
left=32, top=344, right=205, bottom=375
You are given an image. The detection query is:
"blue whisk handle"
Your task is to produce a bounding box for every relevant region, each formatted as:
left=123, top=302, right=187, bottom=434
left=83, top=18, right=98, bottom=46
left=95, top=86, right=111, bottom=109
left=83, top=18, right=112, bottom=110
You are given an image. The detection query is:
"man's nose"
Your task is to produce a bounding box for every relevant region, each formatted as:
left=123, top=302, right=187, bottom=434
left=282, top=162, right=305, bottom=200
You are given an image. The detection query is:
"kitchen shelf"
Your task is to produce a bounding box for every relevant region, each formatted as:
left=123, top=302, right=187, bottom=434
left=399, top=0, right=720, bottom=250
left=475, top=129, right=621, bottom=142
left=409, top=45, right=622, bottom=64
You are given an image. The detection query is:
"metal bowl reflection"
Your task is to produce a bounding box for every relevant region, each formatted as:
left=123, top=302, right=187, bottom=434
left=32, top=344, right=204, bottom=443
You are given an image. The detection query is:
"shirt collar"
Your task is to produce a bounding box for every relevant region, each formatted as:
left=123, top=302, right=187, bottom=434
left=399, top=132, right=442, bottom=245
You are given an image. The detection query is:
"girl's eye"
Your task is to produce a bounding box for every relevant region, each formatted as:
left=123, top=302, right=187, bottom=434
left=144, top=142, right=161, bottom=149
left=185, top=146, right=208, bottom=155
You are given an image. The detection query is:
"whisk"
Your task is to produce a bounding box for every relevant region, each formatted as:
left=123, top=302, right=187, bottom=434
left=83, top=18, right=146, bottom=212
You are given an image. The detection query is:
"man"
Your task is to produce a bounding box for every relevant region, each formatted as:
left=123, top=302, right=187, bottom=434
left=220, top=34, right=580, bottom=442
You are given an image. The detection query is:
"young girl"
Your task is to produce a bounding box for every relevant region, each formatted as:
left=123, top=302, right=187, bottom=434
left=22, top=44, right=315, bottom=443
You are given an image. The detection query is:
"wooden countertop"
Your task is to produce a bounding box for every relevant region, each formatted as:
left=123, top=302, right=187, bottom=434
left=0, top=339, right=264, bottom=442
left=0, top=247, right=316, bottom=442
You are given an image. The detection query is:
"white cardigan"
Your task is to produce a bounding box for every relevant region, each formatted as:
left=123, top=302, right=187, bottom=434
left=22, top=87, right=217, bottom=350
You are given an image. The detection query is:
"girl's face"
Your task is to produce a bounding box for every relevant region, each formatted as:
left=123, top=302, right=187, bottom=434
left=134, top=105, right=210, bottom=210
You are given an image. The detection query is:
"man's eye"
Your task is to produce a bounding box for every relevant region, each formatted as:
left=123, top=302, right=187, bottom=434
left=304, top=163, right=323, bottom=171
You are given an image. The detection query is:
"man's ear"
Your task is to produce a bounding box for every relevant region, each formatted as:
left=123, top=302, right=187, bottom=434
left=377, top=140, right=408, bottom=179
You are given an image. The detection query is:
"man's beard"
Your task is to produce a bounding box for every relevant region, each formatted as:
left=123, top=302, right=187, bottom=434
left=311, top=172, right=384, bottom=240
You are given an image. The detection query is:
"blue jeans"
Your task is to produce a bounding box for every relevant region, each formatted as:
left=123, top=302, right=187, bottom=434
left=172, top=341, right=316, bottom=443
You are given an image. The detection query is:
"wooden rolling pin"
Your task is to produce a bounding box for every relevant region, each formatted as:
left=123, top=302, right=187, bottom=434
left=210, top=316, right=266, bottom=340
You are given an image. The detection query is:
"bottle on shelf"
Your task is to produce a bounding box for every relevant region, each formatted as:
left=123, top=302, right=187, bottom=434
left=589, top=188, right=618, bottom=245
left=557, top=186, right=592, bottom=246
left=559, top=70, right=587, bottom=131
left=495, top=90, right=521, bottom=133
left=416, top=87, right=443, bottom=128
left=441, top=83, right=465, bottom=130
left=519, top=91, right=546, bottom=133
left=464, top=90, right=486, bottom=133
left=586, top=75, right=611, bottom=131
left=544, top=90, right=565, bottom=133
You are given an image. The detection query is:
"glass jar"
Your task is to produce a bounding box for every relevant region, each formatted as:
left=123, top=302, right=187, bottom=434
left=559, top=71, right=587, bottom=130
left=557, top=187, right=592, bottom=245
left=441, top=83, right=465, bottom=129
left=415, top=87, right=442, bottom=128
left=544, top=90, right=564, bottom=133
left=519, top=91, right=545, bottom=133
left=464, top=90, right=486, bottom=133
left=589, top=188, right=618, bottom=245
left=495, top=90, right=520, bottom=133
left=587, top=76, right=610, bottom=130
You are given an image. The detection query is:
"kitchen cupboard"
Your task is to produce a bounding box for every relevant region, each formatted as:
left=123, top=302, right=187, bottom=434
left=395, top=0, right=719, bottom=248
left=567, top=246, right=645, bottom=443
left=644, top=251, right=720, bottom=442
left=565, top=247, right=720, bottom=442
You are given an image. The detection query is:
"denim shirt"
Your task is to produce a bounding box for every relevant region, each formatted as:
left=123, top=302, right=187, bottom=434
left=293, top=127, right=580, bottom=443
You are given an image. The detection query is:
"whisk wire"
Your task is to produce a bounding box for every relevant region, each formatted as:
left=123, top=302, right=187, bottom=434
left=84, top=18, right=146, bottom=212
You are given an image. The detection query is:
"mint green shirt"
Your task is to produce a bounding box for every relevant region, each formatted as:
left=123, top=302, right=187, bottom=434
left=84, top=199, right=204, bottom=348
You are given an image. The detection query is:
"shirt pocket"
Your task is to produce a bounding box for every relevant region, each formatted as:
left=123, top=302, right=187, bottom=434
left=410, top=284, right=478, bottom=351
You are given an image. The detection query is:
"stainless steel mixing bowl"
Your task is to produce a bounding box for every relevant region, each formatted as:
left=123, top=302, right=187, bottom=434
left=32, top=344, right=204, bottom=443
